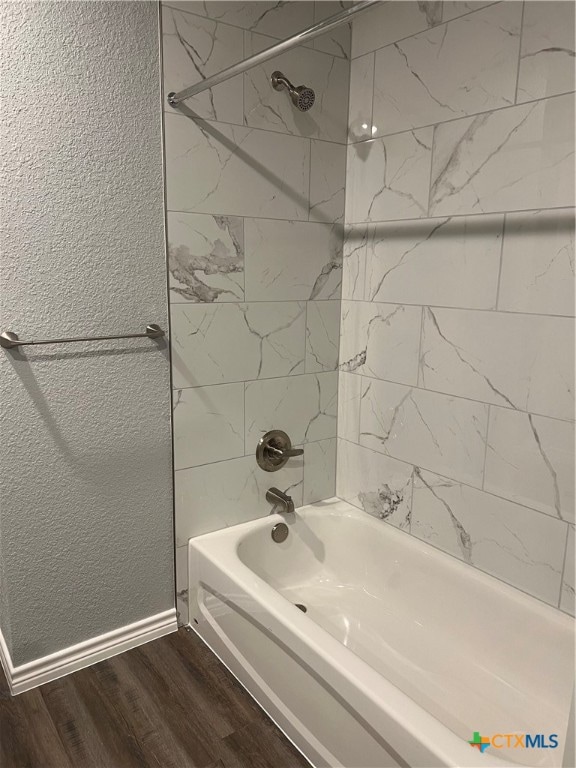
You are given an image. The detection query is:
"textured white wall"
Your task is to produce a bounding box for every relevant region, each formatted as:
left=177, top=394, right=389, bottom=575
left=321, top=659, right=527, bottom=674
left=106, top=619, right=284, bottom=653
left=0, top=1, right=174, bottom=666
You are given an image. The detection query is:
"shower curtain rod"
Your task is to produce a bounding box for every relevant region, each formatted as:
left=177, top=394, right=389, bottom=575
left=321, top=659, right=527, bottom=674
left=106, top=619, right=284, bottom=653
left=167, top=0, right=379, bottom=107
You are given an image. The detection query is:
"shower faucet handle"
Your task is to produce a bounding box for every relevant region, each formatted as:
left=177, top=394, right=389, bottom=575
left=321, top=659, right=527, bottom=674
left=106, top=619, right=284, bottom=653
left=267, top=444, right=304, bottom=459
left=256, top=430, right=304, bottom=472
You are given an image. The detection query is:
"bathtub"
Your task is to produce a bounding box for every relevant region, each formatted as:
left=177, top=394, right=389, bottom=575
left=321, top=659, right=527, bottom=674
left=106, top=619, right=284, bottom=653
left=187, top=499, right=574, bottom=768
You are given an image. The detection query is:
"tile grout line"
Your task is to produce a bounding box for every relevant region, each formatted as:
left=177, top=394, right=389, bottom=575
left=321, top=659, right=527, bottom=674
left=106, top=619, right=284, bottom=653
left=349, top=1, right=502, bottom=62
left=171, top=366, right=575, bottom=426
left=241, top=217, right=247, bottom=300
left=481, top=404, right=492, bottom=491
left=167, top=205, right=575, bottom=230
left=242, top=29, right=247, bottom=128
left=416, top=306, right=426, bottom=388
left=494, top=213, right=507, bottom=310
left=370, top=50, right=376, bottom=132
left=162, top=1, right=349, bottom=60
left=333, top=296, right=575, bottom=320
left=343, top=370, right=575, bottom=424
left=166, top=107, right=349, bottom=147
left=308, top=138, right=313, bottom=222
left=347, top=88, right=575, bottom=146
left=557, top=524, right=571, bottom=609
left=356, top=373, right=362, bottom=444
left=175, top=434, right=334, bottom=475
left=513, top=1, right=526, bottom=105
left=342, top=481, right=569, bottom=614
left=243, top=377, right=247, bottom=457
left=336, top=434, right=570, bottom=527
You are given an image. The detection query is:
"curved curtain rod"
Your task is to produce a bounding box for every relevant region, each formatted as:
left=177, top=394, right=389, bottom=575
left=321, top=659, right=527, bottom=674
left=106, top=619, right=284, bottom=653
left=167, top=1, right=380, bottom=107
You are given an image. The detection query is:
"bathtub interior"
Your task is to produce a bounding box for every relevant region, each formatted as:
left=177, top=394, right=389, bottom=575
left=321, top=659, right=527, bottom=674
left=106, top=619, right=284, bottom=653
left=235, top=502, right=574, bottom=768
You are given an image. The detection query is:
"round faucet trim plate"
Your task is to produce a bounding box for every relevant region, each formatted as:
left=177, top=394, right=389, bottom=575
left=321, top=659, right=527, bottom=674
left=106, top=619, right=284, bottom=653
left=256, top=429, right=303, bottom=472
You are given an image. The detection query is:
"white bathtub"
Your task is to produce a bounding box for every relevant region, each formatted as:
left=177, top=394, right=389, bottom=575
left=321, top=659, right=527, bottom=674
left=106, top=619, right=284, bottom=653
left=188, top=499, right=574, bottom=768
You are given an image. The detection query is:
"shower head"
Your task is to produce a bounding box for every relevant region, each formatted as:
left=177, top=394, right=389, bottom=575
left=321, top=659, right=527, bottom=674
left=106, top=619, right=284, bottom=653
left=271, top=71, right=316, bottom=112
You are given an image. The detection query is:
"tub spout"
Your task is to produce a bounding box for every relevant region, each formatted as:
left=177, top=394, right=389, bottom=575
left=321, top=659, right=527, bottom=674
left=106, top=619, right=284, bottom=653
left=266, top=487, right=295, bottom=515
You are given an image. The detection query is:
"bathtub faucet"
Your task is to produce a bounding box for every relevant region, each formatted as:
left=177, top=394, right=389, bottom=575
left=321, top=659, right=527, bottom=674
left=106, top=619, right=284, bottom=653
left=266, top=487, right=295, bottom=515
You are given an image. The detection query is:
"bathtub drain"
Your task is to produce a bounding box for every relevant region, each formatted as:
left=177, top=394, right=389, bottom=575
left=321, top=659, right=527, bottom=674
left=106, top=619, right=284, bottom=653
left=295, top=603, right=307, bottom=613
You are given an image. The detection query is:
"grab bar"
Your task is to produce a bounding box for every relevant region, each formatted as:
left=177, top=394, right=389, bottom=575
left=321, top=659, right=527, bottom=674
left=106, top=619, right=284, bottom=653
left=0, top=324, right=165, bottom=350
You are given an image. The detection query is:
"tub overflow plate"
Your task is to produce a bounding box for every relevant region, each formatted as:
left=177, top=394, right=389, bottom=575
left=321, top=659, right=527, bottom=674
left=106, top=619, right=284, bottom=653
left=271, top=522, right=289, bottom=543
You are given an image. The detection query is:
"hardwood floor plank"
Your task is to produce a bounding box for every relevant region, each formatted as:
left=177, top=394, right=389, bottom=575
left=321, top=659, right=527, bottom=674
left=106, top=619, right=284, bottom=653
left=40, top=673, right=134, bottom=767
left=0, top=629, right=310, bottom=768
left=89, top=656, right=198, bottom=768
left=71, top=667, right=154, bottom=768
left=166, top=630, right=264, bottom=731
left=218, top=720, right=310, bottom=768
left=11, top=688, right=73, bottom=768
left=0, top=698, right=36, bottom=768
left=122, top=644, right=219, bottom=766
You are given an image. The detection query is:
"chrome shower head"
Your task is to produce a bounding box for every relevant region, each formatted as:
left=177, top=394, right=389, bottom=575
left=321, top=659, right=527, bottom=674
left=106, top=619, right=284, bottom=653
left=271, top=71, right=316, bottom=112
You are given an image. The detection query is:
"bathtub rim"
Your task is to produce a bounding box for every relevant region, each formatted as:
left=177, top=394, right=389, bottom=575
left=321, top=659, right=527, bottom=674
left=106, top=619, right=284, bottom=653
left=188, top=498, right=573, bottom=768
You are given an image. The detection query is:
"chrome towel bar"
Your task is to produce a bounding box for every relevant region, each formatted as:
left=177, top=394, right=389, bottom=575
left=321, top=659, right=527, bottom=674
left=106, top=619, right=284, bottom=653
left=0, top=324, right=165, bottom=350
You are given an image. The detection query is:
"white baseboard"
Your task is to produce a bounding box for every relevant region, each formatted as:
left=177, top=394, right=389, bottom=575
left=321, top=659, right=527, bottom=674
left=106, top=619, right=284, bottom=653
left=0, top=608, right=177, bottom=695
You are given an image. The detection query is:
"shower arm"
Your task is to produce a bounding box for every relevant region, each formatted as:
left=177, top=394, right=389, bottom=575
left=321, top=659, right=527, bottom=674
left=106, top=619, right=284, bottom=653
left=167, top=0, right=379, bottom=107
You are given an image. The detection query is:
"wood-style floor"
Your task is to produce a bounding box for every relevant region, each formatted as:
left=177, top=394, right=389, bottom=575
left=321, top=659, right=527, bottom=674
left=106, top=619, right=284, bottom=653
left=0, top=628, right=310, bottom=768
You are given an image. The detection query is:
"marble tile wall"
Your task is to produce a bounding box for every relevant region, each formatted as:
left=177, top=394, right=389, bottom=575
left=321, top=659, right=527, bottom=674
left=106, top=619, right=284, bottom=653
left=162, top=1, right=349, bottom=624
left=339, top=0, right=575, bottom=615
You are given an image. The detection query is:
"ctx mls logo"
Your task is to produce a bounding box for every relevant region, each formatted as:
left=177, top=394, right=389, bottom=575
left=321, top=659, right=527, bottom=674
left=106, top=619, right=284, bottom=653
left=468, top=731, right=559, bottom=752
left=469, top=733, right=491, bottom=753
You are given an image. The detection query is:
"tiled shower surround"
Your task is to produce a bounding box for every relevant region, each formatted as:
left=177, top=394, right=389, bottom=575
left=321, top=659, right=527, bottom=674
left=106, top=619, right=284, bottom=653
left=163, top=1, right=575, bottom=624
left=162, top=1, right=348, bottom=623
left=339, top=0, right=575, bottom=615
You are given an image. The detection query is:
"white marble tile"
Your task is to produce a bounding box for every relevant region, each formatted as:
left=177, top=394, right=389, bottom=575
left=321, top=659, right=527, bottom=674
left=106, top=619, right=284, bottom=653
left=175, top=545, right=189, bottom=626
left=498, top=209, right=575, bottom=316
left=164, top=2, right=314, bottom=38
left=348, top=52, right=374, bottom=142
left=441, top=1, right=494, bottom=23
left=310, top=140, right=346, bottom=224
left=313, top=2, right=351, bottom=59
left=560, top=525, right=575, bottom=616
left=244, top=32, right=349, bottom=144
left=412, top=468, right=567, bottom=606
left=339, top=301, right=421, bottom=385
left=162, top=6, right=244, bottom=124
left=359, top=379, right=488, bottom=487
left=244, top=219, right=342, bottom=301
left=175, top=455, right=303, bottom=543
left=303, top=438, right=337, bottom=504
left=306, top=300, right=340, bottom=373
left=336, top=438, right=413, bottom=528
left=167, top=212, right=244, bottom=303
left=171, top=302, right=306, bottom=388
left=172, top=383, right=244, bottom=469
left=419, top=307, right=575, bottom=420
left=346, top=128, right=432, bottom=223
left=517, top=1, right=575, bottom=104
left=245, top=372, right=338, bottom=448
left=366, top=215, right=502, bottom=308
left=351, top=1, right=442, bottom=59
left=484, top=407, right=575, bottom=524
left=342, top=225, right=367, bottom=300
left=337, top=372, right=362, bottom=442
left=430, top=93, right=576, bottom=216
left=372, top=3, right=521, bottom=137
left=165, top=113, right=310, bottom=220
